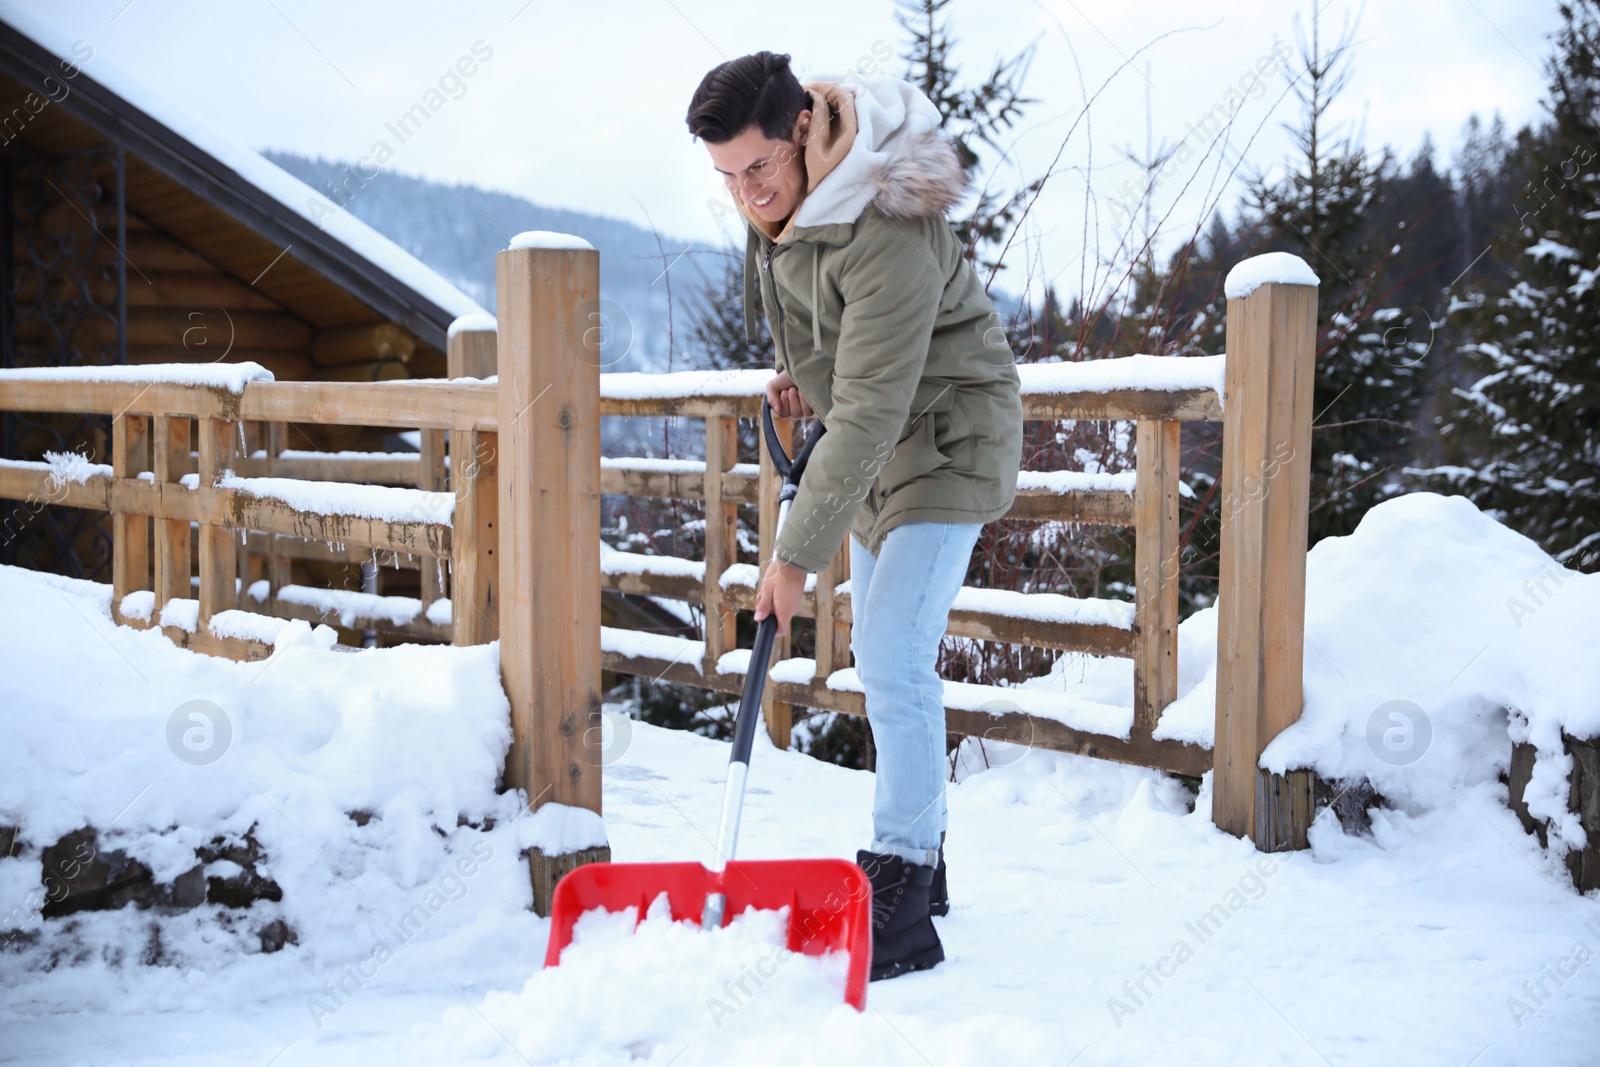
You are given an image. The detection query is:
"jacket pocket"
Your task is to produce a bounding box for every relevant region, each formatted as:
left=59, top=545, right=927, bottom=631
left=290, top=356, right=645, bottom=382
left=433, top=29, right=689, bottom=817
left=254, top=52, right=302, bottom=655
left=931, top=393, right=978, bottom=475
left=875, top=412, right=948, bottom=504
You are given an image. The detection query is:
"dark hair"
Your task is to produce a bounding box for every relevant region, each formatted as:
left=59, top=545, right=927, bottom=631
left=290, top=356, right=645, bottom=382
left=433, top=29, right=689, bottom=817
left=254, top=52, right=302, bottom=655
left=685, top=51, right=807, bottom=143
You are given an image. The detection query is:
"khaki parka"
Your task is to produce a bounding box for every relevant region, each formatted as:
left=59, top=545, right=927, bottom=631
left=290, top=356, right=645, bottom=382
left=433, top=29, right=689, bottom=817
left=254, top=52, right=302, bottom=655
left=739, top=76, right=1024, bottom=573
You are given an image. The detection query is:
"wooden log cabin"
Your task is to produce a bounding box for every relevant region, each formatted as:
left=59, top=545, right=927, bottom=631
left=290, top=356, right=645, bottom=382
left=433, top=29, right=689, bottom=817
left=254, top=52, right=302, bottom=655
left=0, top=15, right=697, bottom=646
left=0, top=16, right=485, bottom=587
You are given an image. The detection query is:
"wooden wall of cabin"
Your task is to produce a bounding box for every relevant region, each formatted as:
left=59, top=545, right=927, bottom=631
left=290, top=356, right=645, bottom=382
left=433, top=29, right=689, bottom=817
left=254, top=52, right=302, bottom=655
left=7, top=201, right=445, bottom=613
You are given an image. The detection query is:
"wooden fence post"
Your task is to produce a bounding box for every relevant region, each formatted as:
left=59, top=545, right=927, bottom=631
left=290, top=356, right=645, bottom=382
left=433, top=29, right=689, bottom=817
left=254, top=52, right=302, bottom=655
left=449, top=319, right=499, bottom=646
left=757, top=414, right=794, bottom=748
left=418, top=426, right=447, bottom=609
left=266, top=422, right=291, bottom=594
left=111, top=413, right=150, bottom=627
left=496, top=237, right=608, bottom=914
left=196, top=417, right=238, bottom=628
left=152, top=415, right=190, bottom=625
left=1133, top=419, right=1181, bottom=732
left=702, top=414, right=739, bottom=675
left=1212, top=260, right=1319, bottom=849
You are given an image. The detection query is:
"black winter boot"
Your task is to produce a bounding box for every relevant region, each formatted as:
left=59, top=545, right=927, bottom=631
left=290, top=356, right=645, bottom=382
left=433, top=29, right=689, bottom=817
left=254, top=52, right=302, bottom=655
left=928, top=832, right=948, bottom=917
left=857, top=849, right=944, bottom=981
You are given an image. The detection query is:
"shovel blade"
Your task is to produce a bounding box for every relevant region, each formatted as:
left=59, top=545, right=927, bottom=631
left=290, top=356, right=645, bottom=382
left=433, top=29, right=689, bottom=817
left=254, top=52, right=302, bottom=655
left=543, top=858, right=872, bottom=1010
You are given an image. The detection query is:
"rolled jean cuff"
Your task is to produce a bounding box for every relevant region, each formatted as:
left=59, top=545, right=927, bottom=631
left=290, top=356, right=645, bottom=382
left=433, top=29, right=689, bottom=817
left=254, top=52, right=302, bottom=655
left=872, top=839, right=939, bottom=868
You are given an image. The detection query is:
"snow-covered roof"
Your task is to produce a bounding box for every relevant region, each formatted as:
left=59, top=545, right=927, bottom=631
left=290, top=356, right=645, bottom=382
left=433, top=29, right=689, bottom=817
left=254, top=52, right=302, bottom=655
left=0, top=8, right=488, bottom=351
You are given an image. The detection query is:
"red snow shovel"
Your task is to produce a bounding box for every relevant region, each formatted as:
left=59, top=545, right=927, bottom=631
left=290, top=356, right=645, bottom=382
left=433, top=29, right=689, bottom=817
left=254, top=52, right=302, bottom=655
left=544, top=399, right=873, bottom=1010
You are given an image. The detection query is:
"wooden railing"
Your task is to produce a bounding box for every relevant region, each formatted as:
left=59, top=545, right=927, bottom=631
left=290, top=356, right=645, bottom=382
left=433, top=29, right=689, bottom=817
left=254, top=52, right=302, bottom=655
left=592, top=365, right=1221, bottom=779
left=0, top=242, right=1320, bottom=907
left=0, top=371, right=495, bottom=657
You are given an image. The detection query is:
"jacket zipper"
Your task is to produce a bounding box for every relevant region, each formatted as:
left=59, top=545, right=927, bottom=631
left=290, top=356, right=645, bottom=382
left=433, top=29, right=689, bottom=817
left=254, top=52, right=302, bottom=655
left=762, top=240, right=792, bottom=372
left=762, top=238, right=880, bottom=519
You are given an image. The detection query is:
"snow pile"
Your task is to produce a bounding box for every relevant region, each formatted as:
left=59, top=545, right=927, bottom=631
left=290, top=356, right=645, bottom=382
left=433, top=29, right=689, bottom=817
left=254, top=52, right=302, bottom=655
left=1017, top=355, right=1225, bottom=400
left=410, top=899, right=1054, bottom=1066
left=0, top=563, right=543, bottom=1010
left=953, top=587, right=1134, bottom=629
left=0, top=549, right=1597, bottom=1061
left=43, top=449, right=112, bottom=485
left=218, top=473, right=455, bottom=525
left=205, top=609, right=300, bottom=646
left=275, top=585, right=429, bottom=630
left=0, top=360, right=274, bottom=391
left=508, top=230, right=595, bottom=251
left=1015, top=469, right=1137, bottom=494
left=447, top=312, right=497, bottom=337
left=603, top=368, right=774, bottom=399
left=1023, top=493, right=1597, bottom=849
left=1262, top=494, right=1598, bottom=842
left=521, top=801, right=609, bottom=854
left=603, top=456, right=716, bottom=474
left=1222, top=251, right=1320, bottom=298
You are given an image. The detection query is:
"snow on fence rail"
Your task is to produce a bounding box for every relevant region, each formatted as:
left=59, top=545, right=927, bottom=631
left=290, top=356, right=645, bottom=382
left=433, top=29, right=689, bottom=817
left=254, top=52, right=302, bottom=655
left=0, top=346, right=491, bottom=661
left=0, top=245, right=1325, bottom=910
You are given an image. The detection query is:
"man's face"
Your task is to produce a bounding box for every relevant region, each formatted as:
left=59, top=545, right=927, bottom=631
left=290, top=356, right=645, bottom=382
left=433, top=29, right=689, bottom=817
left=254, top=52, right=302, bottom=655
left=706, top=111, right=811, bottom=226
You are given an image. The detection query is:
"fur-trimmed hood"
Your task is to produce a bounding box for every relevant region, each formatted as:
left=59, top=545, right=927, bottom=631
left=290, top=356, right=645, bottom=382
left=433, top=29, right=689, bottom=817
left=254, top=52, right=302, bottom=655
left=744, top=75, right=968, bottom=241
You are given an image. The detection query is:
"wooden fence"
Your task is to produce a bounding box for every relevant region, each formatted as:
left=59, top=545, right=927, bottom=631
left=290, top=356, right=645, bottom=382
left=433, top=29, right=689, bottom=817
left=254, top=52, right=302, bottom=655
left=0, top=242, right=1321, bottom=910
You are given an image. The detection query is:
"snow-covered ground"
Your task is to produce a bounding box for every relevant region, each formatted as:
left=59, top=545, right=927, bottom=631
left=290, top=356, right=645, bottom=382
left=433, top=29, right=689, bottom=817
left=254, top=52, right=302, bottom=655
left=2, top=494, right=1598, bottom=1065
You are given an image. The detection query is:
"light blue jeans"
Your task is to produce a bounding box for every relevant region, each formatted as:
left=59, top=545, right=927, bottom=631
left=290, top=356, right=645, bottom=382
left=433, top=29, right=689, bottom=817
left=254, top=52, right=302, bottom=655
left=849, top=521, right=983, bottom=867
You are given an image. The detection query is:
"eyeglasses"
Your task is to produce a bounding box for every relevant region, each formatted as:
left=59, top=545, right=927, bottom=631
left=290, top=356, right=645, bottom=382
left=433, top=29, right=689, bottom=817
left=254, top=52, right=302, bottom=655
left=716, top=141, right=801, bottom=187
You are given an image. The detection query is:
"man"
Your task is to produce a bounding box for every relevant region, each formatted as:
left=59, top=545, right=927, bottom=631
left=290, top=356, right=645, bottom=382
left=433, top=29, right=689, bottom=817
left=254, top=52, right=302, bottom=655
left=685, top=51, right=1022, bottom=981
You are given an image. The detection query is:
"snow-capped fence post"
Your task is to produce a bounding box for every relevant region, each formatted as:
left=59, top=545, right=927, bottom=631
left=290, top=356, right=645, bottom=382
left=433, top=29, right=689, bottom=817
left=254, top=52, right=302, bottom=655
left=1212, top=254, right=1321, bottom=850
left=495, top=234, right=609, bottom=914
left=447, top=317, right=499, bottom=645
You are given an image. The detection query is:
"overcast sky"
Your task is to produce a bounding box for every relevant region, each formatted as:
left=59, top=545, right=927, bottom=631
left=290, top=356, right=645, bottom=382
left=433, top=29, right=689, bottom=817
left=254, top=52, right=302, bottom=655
left=21, top=0, right=1565, bottom=304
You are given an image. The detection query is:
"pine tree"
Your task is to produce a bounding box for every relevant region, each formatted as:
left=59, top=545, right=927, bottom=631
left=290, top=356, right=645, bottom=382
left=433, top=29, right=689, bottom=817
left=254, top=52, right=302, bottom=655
left=1241, top=6, right=1422, bottom=544
left=1438, top=0, right=1600, bottom=569
left=895, top=0, right=1040, bottom=273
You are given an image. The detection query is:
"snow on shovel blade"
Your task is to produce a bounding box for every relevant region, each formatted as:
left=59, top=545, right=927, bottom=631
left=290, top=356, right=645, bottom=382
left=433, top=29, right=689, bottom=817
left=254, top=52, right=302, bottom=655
left=543, top=858, right=873, bottom=1010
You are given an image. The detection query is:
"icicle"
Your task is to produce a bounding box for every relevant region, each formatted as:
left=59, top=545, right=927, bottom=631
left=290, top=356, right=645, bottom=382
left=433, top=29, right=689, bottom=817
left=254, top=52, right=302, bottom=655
left=237, top=422, right=247, bottom=456
left=435, top=557, right=445, bottom=594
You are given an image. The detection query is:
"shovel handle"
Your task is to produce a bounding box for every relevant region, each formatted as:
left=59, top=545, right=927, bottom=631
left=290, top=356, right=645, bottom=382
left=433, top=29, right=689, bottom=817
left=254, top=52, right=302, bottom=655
left=703, top=401, right=823, bottom=928
left=731, top=613, right=777, bottom=766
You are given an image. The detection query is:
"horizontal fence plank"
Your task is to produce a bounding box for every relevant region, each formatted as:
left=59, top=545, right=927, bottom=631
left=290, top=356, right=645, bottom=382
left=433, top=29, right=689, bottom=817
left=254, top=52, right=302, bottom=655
left=599, top=395, right=761, bottom=419
left=2, top=363, right=1221, bottom=431
left=171, top=626, right=274, bottom=663
left=596, top=389, right=1223, bottom=423
left=600, top=459, right=1134, bottom=525
left=0, top=378, right=242, bottom=419
left=600, top=639, right=1209, bottom=777
left=240, top=380, right=497, bottom=431
left=598, top=460, right=763, bottom=505
left=241, top=530, right=425, bottom=568
left=1021, top=388, right=1222, bottom=422
left=1005, top=485, right=1133, bottom=524
left=0, top=377, right=499, bottom=431
left=0, top=465, right=449, bottom=557
left=595, top=557, right=1136, bottom=658
left=261, top=592, right=451, bottom=643
left=233, top=452, right=421, bottom=484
